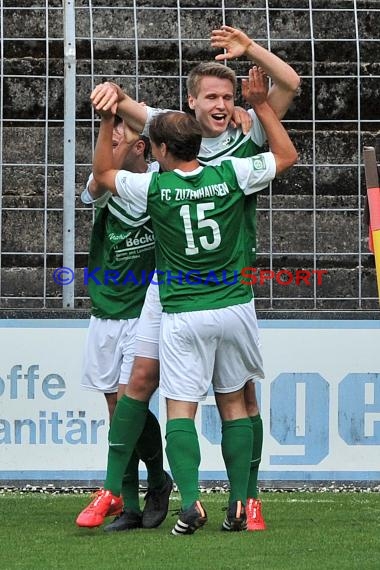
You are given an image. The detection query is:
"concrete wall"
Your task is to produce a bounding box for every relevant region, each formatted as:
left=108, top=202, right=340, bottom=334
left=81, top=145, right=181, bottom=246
left=1, top=0, right=379, bottom=311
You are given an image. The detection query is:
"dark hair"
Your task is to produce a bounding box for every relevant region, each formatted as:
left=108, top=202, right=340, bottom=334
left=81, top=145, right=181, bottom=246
left=187, top=62, right=237, bottom=97
left=140, top=134, right=151, bottom=160
left=113, top=114, right=123, bottom=127
left=149, top=112, right=202, bottom=161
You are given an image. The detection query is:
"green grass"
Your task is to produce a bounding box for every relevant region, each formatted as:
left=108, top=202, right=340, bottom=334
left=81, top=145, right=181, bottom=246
left=1, top=492, right=379, bottom=570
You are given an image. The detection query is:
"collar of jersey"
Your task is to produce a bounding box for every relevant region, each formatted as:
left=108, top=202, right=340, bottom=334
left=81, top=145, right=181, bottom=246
left=173, top=165, right=204, bottom=176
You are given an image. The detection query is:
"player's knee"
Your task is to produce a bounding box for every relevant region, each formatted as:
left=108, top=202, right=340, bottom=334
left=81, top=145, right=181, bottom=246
left=127, top=358, right=159, bottom=400
left=105, top=392, right=118, bottom=421
left=217, top=389, right=247, bottom=421
left=244, top=382, right=260, bottom=416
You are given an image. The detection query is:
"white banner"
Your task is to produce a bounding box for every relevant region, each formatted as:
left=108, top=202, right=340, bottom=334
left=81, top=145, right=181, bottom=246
left=0, top=320, right=379, bottom=481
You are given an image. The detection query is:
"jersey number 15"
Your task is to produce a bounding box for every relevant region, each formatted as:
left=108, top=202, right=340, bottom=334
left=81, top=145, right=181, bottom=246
left=179, top=202, right=221, bottom=256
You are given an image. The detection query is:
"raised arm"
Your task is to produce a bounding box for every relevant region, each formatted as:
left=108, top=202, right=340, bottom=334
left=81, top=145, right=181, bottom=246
left=90, top=104, right=151, bottom=219
left=242, top=67, right=298, bottom=174
left=86, top=119, right=135, bottom=200
left=211, top=25, right=300, bottom=119
left=90, top=82, right=148, bottom=133
left=92, top=113, right=120, bottom=194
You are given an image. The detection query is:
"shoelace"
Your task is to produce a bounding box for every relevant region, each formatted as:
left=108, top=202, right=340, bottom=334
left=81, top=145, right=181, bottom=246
left=86, top=490, right=105, bottom=510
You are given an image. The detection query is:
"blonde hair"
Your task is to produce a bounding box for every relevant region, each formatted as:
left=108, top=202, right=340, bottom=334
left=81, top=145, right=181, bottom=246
left=186, top=62, right=237, bottom=97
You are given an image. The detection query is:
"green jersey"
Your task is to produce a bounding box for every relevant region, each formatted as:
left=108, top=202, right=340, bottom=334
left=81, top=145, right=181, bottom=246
left=82, top=163, right=158, bottom=319
left=144, top=107, right=266, bottom=263
left=115, top=153, right=275, bottom=313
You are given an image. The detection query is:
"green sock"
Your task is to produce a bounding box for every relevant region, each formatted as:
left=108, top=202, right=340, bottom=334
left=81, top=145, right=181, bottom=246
left=221, top=418, right=253, bottom=505
left=135, top=409, right=166, bottom=490
left=165, top=418, right=200, bottom=510
left=246, top=414, right=263, bottom=499
left=120, top=451, right=141, bottom=513
left=104, top=395, right=148, bottom=497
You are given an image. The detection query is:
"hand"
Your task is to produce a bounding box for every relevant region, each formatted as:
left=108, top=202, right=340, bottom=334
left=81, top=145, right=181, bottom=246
left=229, top=106, right=252, bottom=135
left=90, top=81, right=124, bottom=115
left=211, top=25, right=252, bottom=61
left=242, top=67, right=269, bottom=107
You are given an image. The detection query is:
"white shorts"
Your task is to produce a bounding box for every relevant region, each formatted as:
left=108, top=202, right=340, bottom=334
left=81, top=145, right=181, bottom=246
left=134, top=281, right=162, bottom=360
left=159, top=299, right=264, bottom=402
left=81, top=316, right=138, bottom=393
